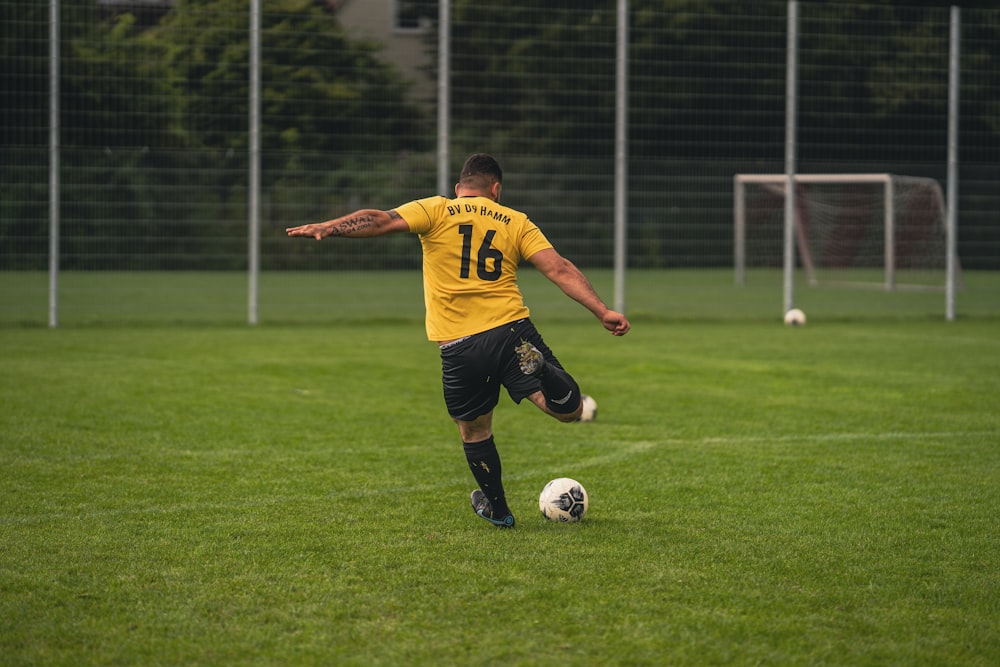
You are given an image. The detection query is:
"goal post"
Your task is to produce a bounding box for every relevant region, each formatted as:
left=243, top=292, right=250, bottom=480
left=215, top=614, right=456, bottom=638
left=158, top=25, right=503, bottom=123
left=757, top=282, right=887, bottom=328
left=734, top=173, right=959, bottom=294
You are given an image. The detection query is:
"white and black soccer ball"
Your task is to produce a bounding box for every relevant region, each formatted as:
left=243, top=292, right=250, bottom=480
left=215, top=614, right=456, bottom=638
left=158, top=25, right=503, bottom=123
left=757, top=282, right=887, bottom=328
left=539, top=477, right=589, bottom=523
left=578, top=394, right=598, bottom=422
left=784, top=308, right=807, bottom=326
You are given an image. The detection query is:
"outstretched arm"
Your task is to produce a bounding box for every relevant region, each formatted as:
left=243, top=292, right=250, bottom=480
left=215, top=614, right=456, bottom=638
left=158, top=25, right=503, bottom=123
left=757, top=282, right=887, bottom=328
left=285, top=209, right=410, bottom=240
left=528, top=248, right=631, bottom=336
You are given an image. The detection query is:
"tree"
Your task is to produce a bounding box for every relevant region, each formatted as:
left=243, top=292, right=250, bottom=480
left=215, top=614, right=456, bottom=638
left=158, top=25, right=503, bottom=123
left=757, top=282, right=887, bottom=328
left=147, top=0, right=427, bottom=159
left=1, top=2, right=51, bottom=268
left=49, top=0, right=429, bottom=269
left=449, top=1, right=618, bottom=160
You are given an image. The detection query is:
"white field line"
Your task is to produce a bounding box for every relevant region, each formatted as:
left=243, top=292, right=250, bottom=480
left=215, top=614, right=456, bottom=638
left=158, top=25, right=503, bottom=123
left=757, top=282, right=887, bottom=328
left=3, top=430, right=995, bottom=525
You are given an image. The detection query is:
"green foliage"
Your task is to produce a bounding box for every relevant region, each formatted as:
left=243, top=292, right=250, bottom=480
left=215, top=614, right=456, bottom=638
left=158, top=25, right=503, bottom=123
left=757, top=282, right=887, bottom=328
left=63, top=11, right=181, bottom=150
left=446, top=0, right=997, bottom=167
left=449, top=2, right=618, bottom=159
left=2, top=2, right=998, bottom=271
left=0, top=1, right=431, bottom=271
left=1, top=311, right=998, bottom=665
left=630, top=1, right=788, bottom=159
left=148, top=0, right=425, bottom=156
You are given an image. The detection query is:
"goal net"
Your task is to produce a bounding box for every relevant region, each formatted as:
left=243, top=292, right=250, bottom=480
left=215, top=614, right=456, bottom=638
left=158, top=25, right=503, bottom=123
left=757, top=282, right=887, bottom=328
left=734, top=174, right=959, bottom=291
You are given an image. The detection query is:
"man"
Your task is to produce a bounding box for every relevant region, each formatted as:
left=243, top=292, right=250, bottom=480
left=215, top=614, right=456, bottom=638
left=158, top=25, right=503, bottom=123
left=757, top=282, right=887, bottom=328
left=286, top=154, right=630, bottom=528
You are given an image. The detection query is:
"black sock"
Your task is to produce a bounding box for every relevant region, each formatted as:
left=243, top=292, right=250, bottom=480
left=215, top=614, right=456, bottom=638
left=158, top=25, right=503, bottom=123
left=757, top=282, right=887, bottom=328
left=539, top=363, right=582, bottom=415
left=463, top=436, right=510, bottom=517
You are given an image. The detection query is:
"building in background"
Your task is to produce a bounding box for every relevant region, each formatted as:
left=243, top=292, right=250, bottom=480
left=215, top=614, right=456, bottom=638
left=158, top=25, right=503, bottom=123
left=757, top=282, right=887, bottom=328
left=333, top=0, right=436, bottom=98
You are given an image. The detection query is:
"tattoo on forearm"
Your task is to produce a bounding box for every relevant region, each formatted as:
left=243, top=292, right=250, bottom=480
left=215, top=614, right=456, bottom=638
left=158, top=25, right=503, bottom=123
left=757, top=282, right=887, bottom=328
left=330, top=213, right=374, bottom=236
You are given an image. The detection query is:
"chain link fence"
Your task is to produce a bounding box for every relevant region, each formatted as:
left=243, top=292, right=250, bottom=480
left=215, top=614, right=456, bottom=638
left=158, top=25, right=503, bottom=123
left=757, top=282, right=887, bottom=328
left=2, top=1, right=998, bottom=324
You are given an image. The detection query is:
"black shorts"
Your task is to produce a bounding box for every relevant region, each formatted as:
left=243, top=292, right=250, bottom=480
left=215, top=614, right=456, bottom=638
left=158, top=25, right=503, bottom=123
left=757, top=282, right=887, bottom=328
left=440, top=318, right=566, bottom=421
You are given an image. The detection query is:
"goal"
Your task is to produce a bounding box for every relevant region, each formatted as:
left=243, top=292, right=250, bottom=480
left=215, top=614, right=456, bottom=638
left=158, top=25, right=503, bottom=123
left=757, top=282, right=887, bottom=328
left=733, top=174, right=959, bottom=291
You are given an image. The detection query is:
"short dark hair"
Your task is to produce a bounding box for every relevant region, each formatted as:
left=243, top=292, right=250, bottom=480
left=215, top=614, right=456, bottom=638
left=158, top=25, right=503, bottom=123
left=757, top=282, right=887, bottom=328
left=459, top=153, right=502, bottom=187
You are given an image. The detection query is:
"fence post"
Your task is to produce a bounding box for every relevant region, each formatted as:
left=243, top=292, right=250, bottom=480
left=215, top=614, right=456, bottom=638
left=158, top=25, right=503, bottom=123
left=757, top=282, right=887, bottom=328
left=49, top=0, right=60, bottom=329
left=248, top=0, right=261, bottom=325
left=946, top=6, right=960, bottom=322
left=437, top=0, right=450, bottom=196
left=782, top=0, right=799, bottom=316
left=613, top=0, right=628, bottom=314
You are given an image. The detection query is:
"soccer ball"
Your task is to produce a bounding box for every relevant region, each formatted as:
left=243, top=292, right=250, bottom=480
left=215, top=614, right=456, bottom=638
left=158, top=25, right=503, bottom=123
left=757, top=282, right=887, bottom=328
left=539, top=477, right=589, bottom=523
left=784, top=308, right=807, bottom=326
left=578, top=394, right=598, bottom=422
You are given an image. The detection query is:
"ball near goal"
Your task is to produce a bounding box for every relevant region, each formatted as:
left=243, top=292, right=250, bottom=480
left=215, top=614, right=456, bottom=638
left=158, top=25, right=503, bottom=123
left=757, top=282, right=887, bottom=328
left=539, top=477, right=589, bottom=523
left=784, top=308, right=807, bottom=326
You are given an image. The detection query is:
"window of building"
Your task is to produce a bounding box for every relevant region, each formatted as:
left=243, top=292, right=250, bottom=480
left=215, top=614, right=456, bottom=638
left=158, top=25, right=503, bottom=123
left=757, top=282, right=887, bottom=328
left=394, top=0, right=437, bottom=33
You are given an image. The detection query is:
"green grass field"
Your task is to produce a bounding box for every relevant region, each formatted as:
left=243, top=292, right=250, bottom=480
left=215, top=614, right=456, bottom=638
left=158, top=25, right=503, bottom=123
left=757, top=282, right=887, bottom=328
left=2, top=271, right=999, bottom=665
left=2, top=269, right=998, bottom=326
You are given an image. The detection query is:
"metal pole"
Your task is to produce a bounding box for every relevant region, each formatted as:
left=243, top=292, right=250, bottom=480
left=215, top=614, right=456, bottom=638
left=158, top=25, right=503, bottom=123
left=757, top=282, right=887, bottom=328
left=946, top=6, right=959, bottom=322
left=782, top=0, right=798, bottom=316
left=734, top=175, right=745, bottom=285
left=613, top=0, right=628, bottom=314
left=248, top=0, right=261, bottom=325
left=884, top=175, right=895, bottom=291
left=436, top=0, right=450, bottom=195
left=49, top=0, right=60, bottom=329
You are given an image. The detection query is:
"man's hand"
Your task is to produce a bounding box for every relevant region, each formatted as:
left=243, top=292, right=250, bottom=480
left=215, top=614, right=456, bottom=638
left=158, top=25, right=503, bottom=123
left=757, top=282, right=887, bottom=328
left=285, top=222, right=330, bottom=240
left=601, top=310, right=631, bottom=336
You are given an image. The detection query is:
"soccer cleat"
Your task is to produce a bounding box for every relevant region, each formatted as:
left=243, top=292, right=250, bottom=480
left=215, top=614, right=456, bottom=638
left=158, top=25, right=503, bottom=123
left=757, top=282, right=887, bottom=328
left=470, top=490, right=515, bottom=528
left=515, top=340, right=545, bottom=377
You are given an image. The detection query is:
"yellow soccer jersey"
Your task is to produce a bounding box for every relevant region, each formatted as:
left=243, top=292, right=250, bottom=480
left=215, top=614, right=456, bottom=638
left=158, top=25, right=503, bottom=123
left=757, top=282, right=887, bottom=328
left=395, top=195, right=554, bottom=341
